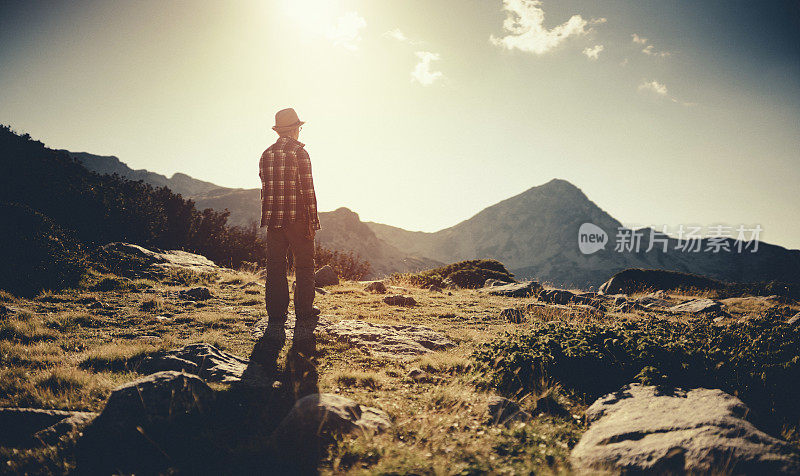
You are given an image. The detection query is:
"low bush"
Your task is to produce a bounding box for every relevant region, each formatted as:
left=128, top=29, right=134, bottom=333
left=473, top=312, right=800, bottom=434
left=0, top=202, right=86, bottom=297
left=393, top=259, right=515, bottom=289
left=313, top=244, right=372, bottom=281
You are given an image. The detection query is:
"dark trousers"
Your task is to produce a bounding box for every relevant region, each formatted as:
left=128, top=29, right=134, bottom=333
left=265, top=219, right=315, bottom=326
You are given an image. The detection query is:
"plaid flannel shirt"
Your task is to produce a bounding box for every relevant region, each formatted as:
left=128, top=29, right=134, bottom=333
left=259, top=136, right=321, bottom=230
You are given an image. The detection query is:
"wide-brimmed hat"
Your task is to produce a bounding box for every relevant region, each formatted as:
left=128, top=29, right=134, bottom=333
left=272, top=108, right=305, bottom=132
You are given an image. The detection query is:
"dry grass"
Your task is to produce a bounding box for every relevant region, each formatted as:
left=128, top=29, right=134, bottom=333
left=3, top=268, right=792, bottom=474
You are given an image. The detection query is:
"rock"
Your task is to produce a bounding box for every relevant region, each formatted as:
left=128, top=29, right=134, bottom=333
left=788, top=312, right=799, bottom=325
left=571, top=384, right=800, bottom=475
left=406, top=368, right=435, bottom=383
left=274, top=393, right=390, bottom=437
left=363, top=281, right=387, bottom=294
left=486, top=281, right=542, bottom=297
left=538, top=289, right=576, bottom=305
left=635, top=292, right=671, bottom=309
left=252, top=315, right=454, bottom=357
left=139, top=343, right=271, bottom=387
left=87, top=300, right=104, bottom=310
left=33, top=412, right=97, bottom=446
left=269, top=393, right=390, bottom=465
left=384, top=294, right=417, bottom=306
left=500, top=307, right=525, bottom=323
left=428, top=285, right=443, bottom=293
left=668, top=298, right=722, bottom=315
left=598, top=269, right=725, bottom=295
left=76, top=371, right=217, bottom=473
left=0, top=407, right=93, bottom=446
left=487, top=396, right=531, bottom=426
left=484, top=278, right=512, bottom=287
left=178, top=287, right=213, bottom=301
left=100, top=242, right=220, bottom=274
left=314, top=265, right=339, bottom=286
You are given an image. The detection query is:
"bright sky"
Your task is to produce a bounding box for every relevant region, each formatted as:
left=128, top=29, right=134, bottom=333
left=1, top=0, right=799, bottom=249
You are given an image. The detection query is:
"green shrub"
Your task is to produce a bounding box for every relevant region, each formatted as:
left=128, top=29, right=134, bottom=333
left=0, top=202, right=86, bottom=297
left=473, top=312, right=800, bottom=434
left=393, top=259, right=515, bottom=289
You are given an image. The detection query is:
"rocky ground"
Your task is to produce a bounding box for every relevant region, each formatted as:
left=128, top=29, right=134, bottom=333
left=1, top=247, right=798, bottom=474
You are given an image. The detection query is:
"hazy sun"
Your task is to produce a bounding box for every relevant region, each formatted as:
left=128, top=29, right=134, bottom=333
left=281, top=0, right=339, bottom=35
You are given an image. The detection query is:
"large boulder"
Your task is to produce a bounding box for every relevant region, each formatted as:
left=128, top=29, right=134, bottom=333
left=571, top=384, right=800, bottom=474
left=485, top=281, right=542, bottom=297
left=97, top=242, right=220, bottom=276
left=76, top=371, right=217, bottom=473
left=139, top=343, right=271, bottom=387
left=314, top=265, right=339, bottom=286
left=599, top=268, right=725, bottom=295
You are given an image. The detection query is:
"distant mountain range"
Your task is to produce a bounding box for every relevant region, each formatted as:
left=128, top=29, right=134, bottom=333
left=73, top=152, right=800, bottom=288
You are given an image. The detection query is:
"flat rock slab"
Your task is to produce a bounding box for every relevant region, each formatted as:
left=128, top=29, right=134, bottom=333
left=251, top=315, right=455, bottom=358
left=485, top=281, right=542, bottom=297
left=571, top=384, right=800, bottom=474
left=102, top=242, right=220, bottom=273
left=139, top=343, right=271, bottom=387
left=669, top=298, right=723, bottom=314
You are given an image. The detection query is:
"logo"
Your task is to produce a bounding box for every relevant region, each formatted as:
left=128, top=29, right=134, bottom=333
left=578, top=223, right=608, bottom=255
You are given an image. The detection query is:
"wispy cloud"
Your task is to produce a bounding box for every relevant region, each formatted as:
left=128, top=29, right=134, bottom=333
left=411, top=51, right=443, bottom=86
left=638, top=80, right=695, bottom=106
left=639, top=80, right=668, bottom=96
left=490, top=0, right=605, bottom=55
left=631, top=33, right=671, bottom=57
left=582, top=44, right=604, bottom=60
left=383, top=28, right=408, bottom=42
left=326, top=11, right=367, bottom=51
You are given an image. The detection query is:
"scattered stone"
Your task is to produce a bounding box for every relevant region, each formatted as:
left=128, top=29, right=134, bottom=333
left=76, top=371, right=217, bottom=473
left=428, top=285, right=443, bottom=293
left=668, top=298, right=722, bottom=315
left=33, top=412, right=97, bottom=446
left=139, top=343, right=270, bottom=387
left=253, top=315, right=454, bottom=358
left=0, top=407, right=91, bottom=446
left=384, top=294, right=417, bottom=306
left=486, top=281, right=542, bottom=297
left=406, top=368, right=437, bottom=383
left=538, top=289, right=576, bottom=305
left=487, top=396, right=531, bottom=427
left=363, top=281, right=387, bottom=294
left=314, top=265, right=339, bottom=287
left=571, top=384, right=800, bottom=475
left=500, top=307, right=525, bottom=323
left=178, top=287, right=213, bottom=301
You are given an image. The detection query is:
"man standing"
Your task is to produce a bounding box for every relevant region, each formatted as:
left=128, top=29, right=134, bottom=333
left=252, top=108, right=321, bottom=374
